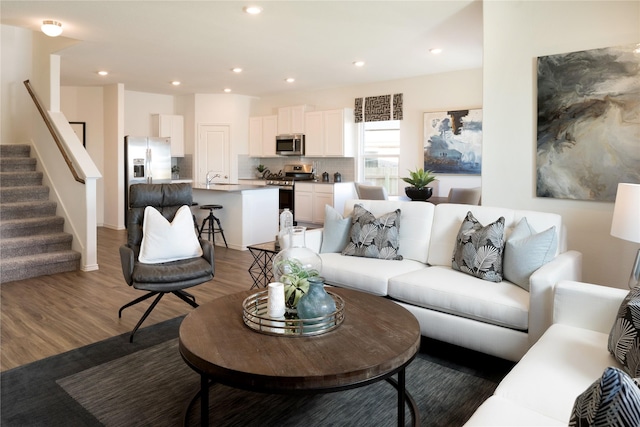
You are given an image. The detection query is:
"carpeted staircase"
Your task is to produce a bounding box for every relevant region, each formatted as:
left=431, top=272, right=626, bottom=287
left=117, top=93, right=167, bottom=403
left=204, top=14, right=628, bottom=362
left=0, top=144, right=80, bottom=283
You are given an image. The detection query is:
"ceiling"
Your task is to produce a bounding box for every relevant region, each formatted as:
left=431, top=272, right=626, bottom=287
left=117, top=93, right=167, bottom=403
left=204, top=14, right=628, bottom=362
left=1, top=1, right=483, bottom=97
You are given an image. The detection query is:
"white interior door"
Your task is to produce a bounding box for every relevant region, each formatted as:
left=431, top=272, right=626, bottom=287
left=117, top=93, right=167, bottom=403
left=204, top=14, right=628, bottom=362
left=198, top=124, right=230, bottom=184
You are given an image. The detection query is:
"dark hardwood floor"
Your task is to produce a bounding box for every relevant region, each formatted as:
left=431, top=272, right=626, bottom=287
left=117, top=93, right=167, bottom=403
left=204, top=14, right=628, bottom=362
left=1, top=227, right=254, bottom=372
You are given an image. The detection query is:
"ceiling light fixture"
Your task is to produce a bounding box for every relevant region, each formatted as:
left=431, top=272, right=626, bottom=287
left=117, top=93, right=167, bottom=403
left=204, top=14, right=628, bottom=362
left=353, top=61, right=365, bottom=67
left=243, top=6, right=263, bottom=15
left=285, top=77, right=295, bottom=83
left=171, top=81, right=181, bottom=86
left=98, top=71, right=109, bottom=76
left=231, top=68, right=243, bottom=73
left=429, top=48, right=443, bottom=55
left=41, top=20, right=63, bottom=37
left=224, top=88, right=232, bottom=93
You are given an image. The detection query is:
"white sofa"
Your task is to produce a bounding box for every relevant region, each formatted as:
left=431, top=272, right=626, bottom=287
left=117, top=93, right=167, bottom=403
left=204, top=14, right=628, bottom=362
left=464, top=280, right=629, bottom=425
left=304, top=199, right=582, bottom=362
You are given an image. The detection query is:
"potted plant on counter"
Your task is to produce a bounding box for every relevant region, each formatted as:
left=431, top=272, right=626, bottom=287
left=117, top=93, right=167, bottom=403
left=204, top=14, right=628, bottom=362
left=256, top=164, right=267, bottom=178
left=402, top=168, right=436, bottom=201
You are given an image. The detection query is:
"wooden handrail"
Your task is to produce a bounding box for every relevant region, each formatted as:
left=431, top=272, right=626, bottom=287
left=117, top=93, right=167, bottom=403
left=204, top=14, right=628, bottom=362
left=23, top=80, right=85, bottom=184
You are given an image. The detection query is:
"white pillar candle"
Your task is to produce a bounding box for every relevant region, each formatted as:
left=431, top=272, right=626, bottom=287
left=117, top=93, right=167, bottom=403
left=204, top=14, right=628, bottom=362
left=267, top=282, right=286, bottom=318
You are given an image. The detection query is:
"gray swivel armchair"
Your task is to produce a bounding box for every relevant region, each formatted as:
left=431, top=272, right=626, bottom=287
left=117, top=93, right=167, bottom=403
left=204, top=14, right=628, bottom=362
left=119, top=183, right=214, bottom=342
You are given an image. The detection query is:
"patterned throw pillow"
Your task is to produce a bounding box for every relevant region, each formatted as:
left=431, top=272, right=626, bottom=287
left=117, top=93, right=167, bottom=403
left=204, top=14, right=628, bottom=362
left=609, top=286, right=640, bottom=377
left=569, top=366, right=640, bottom=426
left=341, top=204, right=403, bottom=260
left=452, top=211, right=505, bottom=282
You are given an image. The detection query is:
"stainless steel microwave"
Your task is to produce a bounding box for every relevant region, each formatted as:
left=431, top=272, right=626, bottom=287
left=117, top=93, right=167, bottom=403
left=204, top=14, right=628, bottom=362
left=276, top=134, right=305, bottom=156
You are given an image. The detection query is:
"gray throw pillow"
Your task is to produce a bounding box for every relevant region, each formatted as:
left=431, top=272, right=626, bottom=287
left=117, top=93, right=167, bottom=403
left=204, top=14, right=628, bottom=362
left=320, top=205, right=351, bottom=253
left=342, top=204, right=403, bottom=260
left=452, top=211, right=505, bottom=282
left=503, top=218, right=557, bottom=291
left=569, top=366, right=640, bottom=426
left=609, top=286, right=640, bottom=377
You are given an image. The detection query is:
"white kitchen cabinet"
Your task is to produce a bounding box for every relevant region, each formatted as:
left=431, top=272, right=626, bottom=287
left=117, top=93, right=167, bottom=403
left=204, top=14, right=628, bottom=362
left=303, top=108, right=355, bottom=157
left=294, top=182, right=356, bottom=224
left=152, top=114, right=184, bottom=156
left=249, top=115, right=278, bottom=157
left=278, top=105, right=312, bottom=135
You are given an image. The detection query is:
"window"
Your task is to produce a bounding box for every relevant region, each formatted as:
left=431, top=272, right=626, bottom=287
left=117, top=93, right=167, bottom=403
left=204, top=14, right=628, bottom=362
left=359, top=120, right=400, bottom=196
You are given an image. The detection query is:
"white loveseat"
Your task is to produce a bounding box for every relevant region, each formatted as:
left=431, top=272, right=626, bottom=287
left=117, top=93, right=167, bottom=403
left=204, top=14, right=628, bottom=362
left=304, top=199, right=582, bottom=362
left=465, top=280, right=629, bottom=425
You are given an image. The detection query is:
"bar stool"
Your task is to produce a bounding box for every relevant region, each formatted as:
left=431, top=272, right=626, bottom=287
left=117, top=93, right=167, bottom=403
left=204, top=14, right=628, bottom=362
left=198, top=204, right=228, bottom=248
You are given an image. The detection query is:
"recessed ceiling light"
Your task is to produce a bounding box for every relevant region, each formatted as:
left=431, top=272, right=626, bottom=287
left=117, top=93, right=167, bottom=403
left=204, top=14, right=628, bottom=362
left=285, top=77, right=295, bottom=83
left=429, top=48, right=443, bottom=55
left=41, top=20, right=63, bottom=37
left=97, top=70, right=109, bottom=76
left=353, top=61, right=365, bottom=67
left=243, top=6, right=263, bottom=15
left=231, top=68, right=243, bottom=73
left=224, top=88, right=232, bottom=93
left=171, top=81, right=181, bottom=86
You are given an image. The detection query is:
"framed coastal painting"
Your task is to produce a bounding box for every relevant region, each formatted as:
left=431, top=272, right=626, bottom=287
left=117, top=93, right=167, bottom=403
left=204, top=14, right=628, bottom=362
left=536, top=43, right=640, bottom=202
left=423, top=109, right=482, bottom=175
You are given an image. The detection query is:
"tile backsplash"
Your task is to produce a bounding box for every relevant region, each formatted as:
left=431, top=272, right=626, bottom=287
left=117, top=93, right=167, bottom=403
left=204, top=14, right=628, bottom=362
left=239, top=156, right=356, bottom=182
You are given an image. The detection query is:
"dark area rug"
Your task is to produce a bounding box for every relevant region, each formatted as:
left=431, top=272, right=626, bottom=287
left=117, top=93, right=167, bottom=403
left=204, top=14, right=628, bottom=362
left=1, top=316, right=514, bottom=427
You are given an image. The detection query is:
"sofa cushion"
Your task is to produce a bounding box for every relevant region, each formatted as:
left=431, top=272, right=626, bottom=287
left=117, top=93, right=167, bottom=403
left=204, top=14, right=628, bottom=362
left=503, top=218, right=558, bottom=291
left=320, top=205, right=351, bottom=253
left=464, top=395, right=565, bottom=426
left=569, top=366, right=640, bottom=426
left=342, top=200, right=434, bottom=263
left=320, top=252, right=427, bottom=296
left=452, top=211, right=505, bottom=282
left=428, top=204, right=564, bottom=267
left=608, top=286, right=640, bottom=377
left=493, top=323, right=621, bottom=423
left=139, top=205, right=202, bottom=264
left=388, top=265, right=529, bottom=330
left=342, top=204, right=403, bottom=260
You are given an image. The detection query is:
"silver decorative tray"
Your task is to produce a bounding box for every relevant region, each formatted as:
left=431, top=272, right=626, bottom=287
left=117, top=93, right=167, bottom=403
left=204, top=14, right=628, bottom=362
left=242, top=290, right=345, bottom=337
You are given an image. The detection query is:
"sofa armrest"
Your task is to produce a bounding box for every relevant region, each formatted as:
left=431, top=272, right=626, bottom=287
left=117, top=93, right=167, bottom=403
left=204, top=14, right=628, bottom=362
left=527, top=250, right=583, bottom=344
left=553, top=280, right=627, bottom=334
left=119, top=244, right=135, bottom=286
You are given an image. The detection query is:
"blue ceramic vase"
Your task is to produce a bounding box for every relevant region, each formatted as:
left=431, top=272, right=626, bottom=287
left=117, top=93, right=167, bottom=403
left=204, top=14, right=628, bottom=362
left=297, top=277, right=336, bottom=332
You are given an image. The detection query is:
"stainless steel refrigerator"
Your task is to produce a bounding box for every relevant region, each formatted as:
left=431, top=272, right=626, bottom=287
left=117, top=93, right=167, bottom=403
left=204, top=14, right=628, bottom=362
left=124, top=136, right=172, bottom=225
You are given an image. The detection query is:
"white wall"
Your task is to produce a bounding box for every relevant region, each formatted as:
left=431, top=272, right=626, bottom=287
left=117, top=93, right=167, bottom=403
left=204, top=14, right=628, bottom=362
left=124, top=90, right=174, bottom=136
left=483, top=1, right=640, bottom=289
left=1, top=25, right=32, bottom=144
left=252, top=69, right=484, bottom=196
left=61, top=86, right=105, bottom=225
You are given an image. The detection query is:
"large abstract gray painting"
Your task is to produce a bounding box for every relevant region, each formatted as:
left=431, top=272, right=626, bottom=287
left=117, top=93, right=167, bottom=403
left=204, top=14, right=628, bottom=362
left=424, top=109, right=482, bottom=175
left=537, top=44, right=640, bottom=202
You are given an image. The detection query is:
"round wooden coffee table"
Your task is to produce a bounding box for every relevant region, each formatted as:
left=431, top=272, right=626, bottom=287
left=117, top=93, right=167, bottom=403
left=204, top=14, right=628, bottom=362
left=179, top=287, right=421, bottom=426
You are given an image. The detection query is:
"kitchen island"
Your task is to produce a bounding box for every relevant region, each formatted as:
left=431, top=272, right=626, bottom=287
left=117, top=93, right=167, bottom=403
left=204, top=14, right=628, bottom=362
left=192, top=184, right=278, bottom=250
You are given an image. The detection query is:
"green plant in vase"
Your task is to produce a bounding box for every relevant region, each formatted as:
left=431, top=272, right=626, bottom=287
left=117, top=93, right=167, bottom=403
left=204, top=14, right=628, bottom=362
left=402, top=168, right=436, bottom=201
left=275, top=258, right=320, bottom=309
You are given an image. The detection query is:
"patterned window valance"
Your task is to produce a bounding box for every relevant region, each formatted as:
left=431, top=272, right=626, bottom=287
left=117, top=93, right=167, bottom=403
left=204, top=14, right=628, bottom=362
left=354, top=93, right=403, bottom=123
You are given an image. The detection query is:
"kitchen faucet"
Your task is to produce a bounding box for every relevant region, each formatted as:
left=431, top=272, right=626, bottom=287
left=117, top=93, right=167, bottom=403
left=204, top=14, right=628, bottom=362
left=206, top=171, right=221, bottom=184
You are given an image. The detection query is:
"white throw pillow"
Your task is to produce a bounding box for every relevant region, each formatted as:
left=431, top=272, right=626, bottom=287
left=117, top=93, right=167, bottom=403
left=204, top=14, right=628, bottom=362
left=139, top=205, right=203, bottom=264
left=320, top=205, right=351, bottom=253
left=503, top=217, right=557, bottom=290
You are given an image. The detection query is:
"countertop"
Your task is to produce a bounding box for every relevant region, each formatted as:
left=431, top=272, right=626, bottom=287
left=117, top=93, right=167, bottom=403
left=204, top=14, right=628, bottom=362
left=192, top=183, right=278, bottom=192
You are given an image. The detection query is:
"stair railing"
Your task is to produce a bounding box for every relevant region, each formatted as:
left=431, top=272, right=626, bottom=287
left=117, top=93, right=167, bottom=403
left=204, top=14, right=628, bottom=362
left=23, top=80, right=85, bottom=184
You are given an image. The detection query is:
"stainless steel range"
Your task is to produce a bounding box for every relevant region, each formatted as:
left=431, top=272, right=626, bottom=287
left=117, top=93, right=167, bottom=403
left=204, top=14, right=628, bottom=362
left=265, top=164, right=314, bottom=223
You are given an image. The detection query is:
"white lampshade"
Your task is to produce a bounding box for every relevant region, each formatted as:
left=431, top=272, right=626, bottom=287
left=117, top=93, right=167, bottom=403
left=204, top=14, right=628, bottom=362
left=41, top=20, right=63, bottom=37
left=611, top=183, right=640, bottom=244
